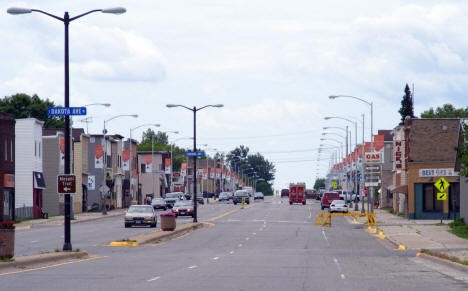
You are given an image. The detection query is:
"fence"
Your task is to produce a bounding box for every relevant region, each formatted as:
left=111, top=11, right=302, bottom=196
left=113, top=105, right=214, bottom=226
left=15, top=206, right=34, bottom=219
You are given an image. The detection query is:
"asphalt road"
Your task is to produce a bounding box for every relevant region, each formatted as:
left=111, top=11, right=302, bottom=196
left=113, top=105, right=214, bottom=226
left=3, top=197, right=468, bottom=291
left=14, top=200, right=240, bottom=257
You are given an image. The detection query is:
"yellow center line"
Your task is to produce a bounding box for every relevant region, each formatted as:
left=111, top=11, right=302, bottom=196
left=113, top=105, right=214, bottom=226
left=0, top=256, right=106, bottom=277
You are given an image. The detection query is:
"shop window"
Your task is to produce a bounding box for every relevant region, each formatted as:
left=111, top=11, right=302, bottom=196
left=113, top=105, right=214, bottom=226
left=141, top=164, right=146, bottom=173
left=4, top=140, right=7, bottom=160
left=423, top=183, right=442, bottom=212
left=449, top=183, right=460, bottom=214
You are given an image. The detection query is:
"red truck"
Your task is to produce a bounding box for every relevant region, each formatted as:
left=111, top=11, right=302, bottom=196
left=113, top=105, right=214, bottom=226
left=289, top=183, right=306, bottom=205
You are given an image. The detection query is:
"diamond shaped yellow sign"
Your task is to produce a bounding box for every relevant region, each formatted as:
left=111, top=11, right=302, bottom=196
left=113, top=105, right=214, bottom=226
left=434, top=177, right=450, bottom=192
left=332, top=181, right=337, bottom=189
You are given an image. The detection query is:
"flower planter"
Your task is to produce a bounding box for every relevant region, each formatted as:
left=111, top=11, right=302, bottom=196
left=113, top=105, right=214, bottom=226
left=160, top=213, right=176, bottom=231
left=0, top=229, right=15, bottom=259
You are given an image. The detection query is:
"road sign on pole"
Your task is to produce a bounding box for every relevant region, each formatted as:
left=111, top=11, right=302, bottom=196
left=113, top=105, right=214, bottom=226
left=47, top=107, right=87, bottom=116
left=58, top=175, right=76, bottom=194
left=185, top=151, right=205, bottom=157
left=434, top=177, right=450, bottom=192
left=437, top=192, right=447, bottom=200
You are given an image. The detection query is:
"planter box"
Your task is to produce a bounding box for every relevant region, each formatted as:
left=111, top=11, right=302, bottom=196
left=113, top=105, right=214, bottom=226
left=0, top=229, right=15, bottom=259
left=160, top=214, right=176, bottom=231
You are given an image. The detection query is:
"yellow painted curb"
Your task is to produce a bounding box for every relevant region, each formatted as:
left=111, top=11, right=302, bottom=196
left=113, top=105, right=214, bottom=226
left=397, top=244, right=407, bottom=250
left=376, top=231, right=386, bottom=240
left=109, top=241, right=138, bottom=247
left=416, top=252, right=421, bottom=257
left=367, top=226, right=377, bottom=234
left=16, top=225, right=32, bottom=231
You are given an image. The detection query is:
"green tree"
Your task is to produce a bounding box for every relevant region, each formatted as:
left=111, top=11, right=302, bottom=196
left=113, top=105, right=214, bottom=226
left=421, top=104, right=468, bottom=118
left=256, top=180, right=273, bottom=195
left=313, top=178, right=325, bottom=190
left=398, top=84, right=415, bottom=124
left=457, top=123, right=468, bottom=179
left=141, top=129, right=169, bottom=144
left=0, top=93, right=65, bottom=128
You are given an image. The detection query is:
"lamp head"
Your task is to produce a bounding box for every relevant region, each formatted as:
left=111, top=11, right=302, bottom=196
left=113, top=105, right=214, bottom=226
left=7, top=7, right=32, bottom=14
left=329, top=95, right=338, bottom=99
left=131, top=114, right=138, bottom=118
left=103, top=103, right=111, bottom=107
left=101, top=7, right=126, bottom=14
left=324, top=117, right=332, bottom=120
left=166, top=104, right=178, bottom=108
left=212, top=104, right=224, bottom=108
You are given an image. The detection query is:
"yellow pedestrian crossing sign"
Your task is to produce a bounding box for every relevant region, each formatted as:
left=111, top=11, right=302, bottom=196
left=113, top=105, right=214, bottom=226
left=332, top=181, right=337, bottom=189
left=434, top=177, right=450, bottom=192
left=437, top=192, right=447, bottom=201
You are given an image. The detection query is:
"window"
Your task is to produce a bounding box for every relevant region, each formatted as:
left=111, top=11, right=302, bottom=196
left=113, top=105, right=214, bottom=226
left=423, top=183, right=442, bottom=212
left=4, top=140, right=7, bottom=161
left=11, top=140, right=13, bottom=161
left=35, top=141, right=37, bottom=157
left=39, top=141, right=41, bottom=158
left=141, top=164, right=146, bottom=173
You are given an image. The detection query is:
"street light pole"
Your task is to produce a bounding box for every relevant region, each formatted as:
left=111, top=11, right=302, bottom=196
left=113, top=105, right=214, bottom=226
left=7, top=6, right=126, bottom=251
left=102, top=114, right=137, bottom=215
left=166, top=103, right=223, bottom=222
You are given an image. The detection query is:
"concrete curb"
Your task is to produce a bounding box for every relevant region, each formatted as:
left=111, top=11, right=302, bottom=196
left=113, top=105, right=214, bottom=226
left=130, top=222, right=208, bottom=245
left=418, top=253, right=468, bottom=273
left=0, top=251, right=89, bottom=271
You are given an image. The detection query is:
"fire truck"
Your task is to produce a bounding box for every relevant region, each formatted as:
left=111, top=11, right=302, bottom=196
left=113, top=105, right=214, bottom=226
left=289, top=183, right=306, bottom=205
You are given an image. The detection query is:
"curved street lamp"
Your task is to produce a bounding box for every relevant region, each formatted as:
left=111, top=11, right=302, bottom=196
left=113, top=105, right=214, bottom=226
left=166, top=104, right=223, bottom=222
left=8, top=6, right=126, bottom=251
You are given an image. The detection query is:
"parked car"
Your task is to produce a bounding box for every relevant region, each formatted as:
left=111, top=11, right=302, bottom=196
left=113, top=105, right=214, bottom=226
left=281, top=189, right=289, bottom=197
left=233, top=190, right=250, bottom=205
left=164, top=192, right=185, bottom=208
left=219, top=192, right=230, bottom=202
left=124, top=205, right=157, bottom=228
left=203, top=192, right=215, bottom=198
left=321, top=192, right=340, bottom=210
left=254, top=192, right=264, bottom=200
left=329, top=200, right=349, bottom=213
left=151, top=197, right=167, bottom=210
left=172, top=201, right=194, bottom=217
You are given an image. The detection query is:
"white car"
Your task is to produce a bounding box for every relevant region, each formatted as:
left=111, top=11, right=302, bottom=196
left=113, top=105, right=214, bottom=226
left=329, top=200, right=349, bottom=213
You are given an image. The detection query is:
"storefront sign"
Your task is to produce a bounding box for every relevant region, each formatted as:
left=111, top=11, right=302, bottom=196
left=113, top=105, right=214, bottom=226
left=394, top=140, right=404, bottom=169
left=364, top=152, right=381, bottom=163
left=419, top=168, right=458, bottom=177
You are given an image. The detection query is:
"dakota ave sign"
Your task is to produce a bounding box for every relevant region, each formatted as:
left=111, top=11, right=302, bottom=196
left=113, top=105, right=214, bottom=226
left=364, top=152, right=381, bottom=164
left=57, top=175, right=76, bottom=194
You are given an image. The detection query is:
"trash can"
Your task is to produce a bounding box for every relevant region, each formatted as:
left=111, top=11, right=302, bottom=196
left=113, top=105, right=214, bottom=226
left=160, top=212, right=176, bottom=231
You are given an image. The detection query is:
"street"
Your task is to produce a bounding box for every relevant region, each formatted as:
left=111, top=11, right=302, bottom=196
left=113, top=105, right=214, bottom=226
left=2, top=197, right=467, bottom=291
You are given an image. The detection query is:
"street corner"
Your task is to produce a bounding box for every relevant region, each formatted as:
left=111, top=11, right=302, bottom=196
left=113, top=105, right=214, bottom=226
left=15, top=225, right=32, bottom=231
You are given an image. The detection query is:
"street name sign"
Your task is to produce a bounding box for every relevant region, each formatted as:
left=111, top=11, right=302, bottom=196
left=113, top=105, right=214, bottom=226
left=437, top=192, right=447, bottom=201
left=434, top=177, right=450, bottom=192
left=47, top=107, right=87, bottom=116
left=185, top=151, right=205, bottom=157
left=57, top=175, right=76, bottom=194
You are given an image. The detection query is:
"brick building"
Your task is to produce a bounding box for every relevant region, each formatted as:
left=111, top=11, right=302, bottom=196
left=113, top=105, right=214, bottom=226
left=0, top=113, right=15, bottom=221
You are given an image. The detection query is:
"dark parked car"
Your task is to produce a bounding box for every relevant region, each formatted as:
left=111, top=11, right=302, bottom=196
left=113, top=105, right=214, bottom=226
left=172, top=201, right=194, bottom=217
left=202, top=192, right=215, bottom=198
left=281, top=189, right=289, bottom=197
left=233, top=190, right=250, bottom=205
left=151, top=197, right=167, bottom=210
left=124, top=205, right=157, bottom=228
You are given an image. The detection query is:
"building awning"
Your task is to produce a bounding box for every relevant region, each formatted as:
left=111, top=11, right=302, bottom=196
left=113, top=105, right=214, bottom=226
left=389, top=185, right=408, bottom=194
left=33, top=172, right=46, bottom=189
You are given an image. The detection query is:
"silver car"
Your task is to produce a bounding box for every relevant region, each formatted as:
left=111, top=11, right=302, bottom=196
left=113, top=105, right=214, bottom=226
left=125, top=205, right=157, bottom=228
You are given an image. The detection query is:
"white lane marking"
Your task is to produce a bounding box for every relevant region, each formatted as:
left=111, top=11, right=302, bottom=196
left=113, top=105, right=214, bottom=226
left=147, top=276, right=160, bottom=282
left=252, top=232, right=256, bottom=235
left=230, top=251, right=235, bottom=254
left=322, top=229, right=329, bottom=245
left=228, top=219, right=241, bottom=222
left=31, top=240, right=38, bottom=243
left=333, top=257, right=343, bottom=272
left=188, top=265, right=197, bottom=269
left=341, top=274, right=345, bottom=280
left=245, top=237, right=250, bottom=241
left=238, top=243, right=243, bottom=247
left=308, top=206, right=312, bottom=218
left=213, top=257, right=219, bottom=260
left=253, top=219, right=265, bottom=222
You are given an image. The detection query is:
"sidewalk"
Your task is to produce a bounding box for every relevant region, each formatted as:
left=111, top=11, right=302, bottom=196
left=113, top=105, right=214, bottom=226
left=349, top=205, right=468, bottom=261
left=16, top=208, right=127, bottom=228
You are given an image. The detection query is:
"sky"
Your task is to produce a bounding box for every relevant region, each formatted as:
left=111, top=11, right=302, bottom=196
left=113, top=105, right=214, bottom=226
left=1, top=0, right=468, bottom=190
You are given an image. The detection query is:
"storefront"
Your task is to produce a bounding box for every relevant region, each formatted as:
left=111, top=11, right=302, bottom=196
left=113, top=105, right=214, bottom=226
left=408, top=165, right=459, bottom=219
left=2, top=174, right=14, bottom=221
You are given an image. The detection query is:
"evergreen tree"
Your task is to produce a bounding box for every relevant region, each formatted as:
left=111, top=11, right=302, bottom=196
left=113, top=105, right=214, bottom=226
left=398, top=84, right=415, bottom=124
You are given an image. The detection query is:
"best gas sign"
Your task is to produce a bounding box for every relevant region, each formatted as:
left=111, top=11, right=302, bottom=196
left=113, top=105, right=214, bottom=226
left=364, top=152, right=381, bottom=163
